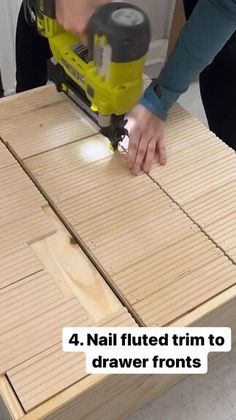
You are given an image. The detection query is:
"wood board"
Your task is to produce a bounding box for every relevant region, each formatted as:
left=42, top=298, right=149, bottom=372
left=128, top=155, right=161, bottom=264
left=16, top=288, right=236, bottom=420
left=0, top=85, right=236, bottom=419
left=8, top=308, right=136, bottom=412
left=3, top=108, right=234, bottom=327
left=0, top=141, right=16, bottom=169
left=0, top=142, right=138, bottom=416
left=147, top=106, right=236, bottom=263
left=0, top=86, right=97, bottom=158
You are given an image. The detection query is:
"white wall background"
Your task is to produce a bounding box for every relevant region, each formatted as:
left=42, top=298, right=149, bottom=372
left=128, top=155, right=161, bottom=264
left=129, top=0, right=176, bottom=77
left=0, top=0, right=176, bottom=95
left=0, top=0, right=21, bottom=95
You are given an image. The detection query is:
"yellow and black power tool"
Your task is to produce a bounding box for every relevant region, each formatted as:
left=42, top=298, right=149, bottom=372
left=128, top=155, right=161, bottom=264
left=23, top=0, right=151, bottom=149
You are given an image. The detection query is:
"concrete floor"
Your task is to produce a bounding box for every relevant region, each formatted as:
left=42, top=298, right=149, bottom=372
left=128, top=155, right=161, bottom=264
left=127, top=83, right=236, bottom=420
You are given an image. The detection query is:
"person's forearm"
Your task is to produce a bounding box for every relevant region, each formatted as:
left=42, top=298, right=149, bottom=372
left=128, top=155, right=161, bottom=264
left=140, top=0, right=236, bottom=120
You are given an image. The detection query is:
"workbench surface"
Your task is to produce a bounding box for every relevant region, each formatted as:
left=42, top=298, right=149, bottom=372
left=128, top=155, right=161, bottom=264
left=0, top=85, right=235, bottom=420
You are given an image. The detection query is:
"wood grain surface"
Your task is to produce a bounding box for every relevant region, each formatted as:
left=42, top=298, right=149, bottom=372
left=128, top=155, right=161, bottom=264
left=17, top=114, right=236, bottom=327
left=0, top=86, right=97, bottom=158
left=8, top=308, right=136, bottom=412
left=0, top=142, right=137, bottom=414
left=0, top=84, right=236, bottom=418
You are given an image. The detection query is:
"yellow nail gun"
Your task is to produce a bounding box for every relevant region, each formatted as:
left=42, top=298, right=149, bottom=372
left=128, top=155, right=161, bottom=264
left=23, top=0, right=151, bottom=149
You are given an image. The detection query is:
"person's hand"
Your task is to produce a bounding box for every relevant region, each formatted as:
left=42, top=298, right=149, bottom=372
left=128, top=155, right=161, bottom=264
left=127, top=104, right=167, bottom=175
left=56, top=0, right=112, bottom=44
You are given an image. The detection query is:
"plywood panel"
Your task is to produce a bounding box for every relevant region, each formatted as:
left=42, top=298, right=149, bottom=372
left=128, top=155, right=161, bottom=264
left=25, top=134, right=114, bottom=175
left=8, top=308, right=136, bottom=412
left=0, top=142, right=16, bottom=169
left=0, top=164, right=35, bottom=199
left=113, top=232, right=234, bottom=324
left=133, top=256, right=235, bottom=326
left=0, top=86, right=65, bottom=124
left=0, top=209, right=56, bottom=258
left=0, top=376, right=24, bottom=420
left=75, top=189, right=177, bottom=243
left=31, top=207, right=122, bottom=322
left=0, top=298, right=90, bottom=374
left=151, top=155, right=236, bottom=205
left=0, top=109, right=143, bottom=417
left=0, top=271, right=63, bottom=334
left=0, top=246, right=42, bottom=289
left=183, top=181, right=236, bottom=227
left=58, top=172, right=157, bottom=225
left=146, top=106, right=236, bottom=262
left=152, top=136, right=234, bottom=186
left=21, top=285, right=235, bottom=420
left=22, top=134, right=236, bottom=328
left=183, top=181, right=236, bottom=262
left=203, top=213, right=236, bottom=261
left=27, top=152, right=155, bottom=203
left=0, top=98, right=97, bottom=159
left=87, top=209, right=198, bottom=276
left=0, top=186, right=45, bottom=225
left=0, top=85, right=236, bottom=420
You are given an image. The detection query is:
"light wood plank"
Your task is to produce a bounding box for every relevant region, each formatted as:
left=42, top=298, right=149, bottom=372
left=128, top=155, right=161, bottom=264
left=31, top=207, right=121, bottom=322
left=1, top=86, right=236, bottom=420
left=1, top=99, right=97, bottom=159
left=150, top=155, right=236, bottom=206
left=74, top=189, right=177, bottom=243
left=0, top=165, right=34, bottom=199
left=23, top=126, right=235, bottom=327
left=8, top=308, right=136, bottom=412
left=0, top=298, right=90, bottom=374
left=26, top=151, right=153, bottom=203
left=0, top=271, right=63, bottom=334
left=0, top=245, right=42, bottom=289
left=183, top=181, right=236, bottom=227
left=87, top=209, right=198, bottom=276
left=0, top=376, right=24, bottom=420
left=0, top=209, right=56, bottom=259
left=147, top=106, right=236, bottom=262
left=0, top=142, right=16, bottom=169
left=58, top=172, right=157, bottom=224
left=203, top=212, right=236, bottom=261
left=25, top=134, right=114, bottom=175
left=20, top=288, right=236, bottom=420
left=0, top=85, right=65, bottom=124
left=0, top=186, right=45, bottom=226
left=113, top=231, right=235, bottom=325
left=133, top=256, right=236, bottom=326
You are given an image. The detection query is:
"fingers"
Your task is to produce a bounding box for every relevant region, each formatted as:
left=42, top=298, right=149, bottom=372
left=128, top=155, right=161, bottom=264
left=131, top=136, right=150, bottom=175
left=56, top=0, right=112, bottom=39
left=157, top=137, right=167, bottom=166
left=80, top=31, right=88, bottom=46
left=128, top=133, right=167, bottom=175
left=128, top=128, right=141, bottom=171
left=128, top=134, right=157, bottom=176
left=143, top=137, right=157, bottom=173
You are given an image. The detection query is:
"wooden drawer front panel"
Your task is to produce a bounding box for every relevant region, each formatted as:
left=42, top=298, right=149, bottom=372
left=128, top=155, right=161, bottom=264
left=0, top=88, right=97, bottom=159
left=147, top=106, right=236, bottom=262
left=0, top=142, right=15, bottom=169
left=0, top=298, right=90, bottom=374
left=0, top=246, right=42, bottom=289
left=8, top=308, right=136, bottom=412
left=24, top=136, right=236, bottom=327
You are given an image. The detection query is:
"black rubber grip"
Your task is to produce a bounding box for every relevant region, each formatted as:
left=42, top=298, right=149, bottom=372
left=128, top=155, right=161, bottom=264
left=88, top=2, right=151, bottom=62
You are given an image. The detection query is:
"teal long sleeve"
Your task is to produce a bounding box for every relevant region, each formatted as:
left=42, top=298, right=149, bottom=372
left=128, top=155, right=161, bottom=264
left=140, top=0, right=236, bottom=120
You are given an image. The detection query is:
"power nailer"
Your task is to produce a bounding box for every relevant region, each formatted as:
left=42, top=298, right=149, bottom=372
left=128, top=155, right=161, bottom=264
left=23, top=0, right=151, bottom=149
